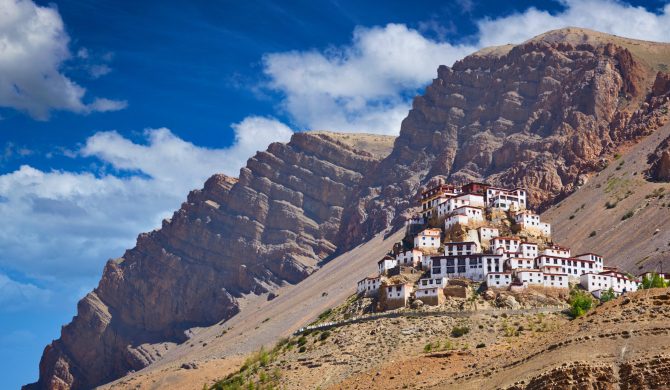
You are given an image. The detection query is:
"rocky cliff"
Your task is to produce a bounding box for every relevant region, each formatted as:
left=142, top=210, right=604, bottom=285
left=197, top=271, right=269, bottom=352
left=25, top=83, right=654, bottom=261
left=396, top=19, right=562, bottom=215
left=29, top=28, right=670, bottom=390
left=340, top=28, right=670, bottom=247
left=26, top=132, right=394, bottom=390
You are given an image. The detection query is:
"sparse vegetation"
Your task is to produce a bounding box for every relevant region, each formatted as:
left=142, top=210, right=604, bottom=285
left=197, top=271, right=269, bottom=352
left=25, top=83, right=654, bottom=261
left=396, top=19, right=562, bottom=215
left=645, top=188, right=666, bottom=199
left=641, top=273, right=669, bottom=289
left=318, top=331, right=331, bottom=341
left=569, top=290, right=595, bottom=318
left=451, top=325, right=470, bottom=338
left=605, top=200, right=617, bottom=209
left=599, top=288, right=616, bottom=303
left=211, top=339, right=287, bottom=390
left=476, top=343, right=486, bottom=348
left=588, top=231, right=597, bottom=238
left=502, top=321, right=519, bottom=337
left=621, top=210, right=634, bottom=220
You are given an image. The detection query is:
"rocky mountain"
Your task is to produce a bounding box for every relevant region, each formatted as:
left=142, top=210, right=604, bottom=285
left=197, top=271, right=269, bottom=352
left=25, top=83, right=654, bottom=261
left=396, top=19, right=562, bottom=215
left=340, top=27, right=670, bottom=248
left=26, top=132, right=394, bottom=390
left=28, top=28, right=670, bottom=389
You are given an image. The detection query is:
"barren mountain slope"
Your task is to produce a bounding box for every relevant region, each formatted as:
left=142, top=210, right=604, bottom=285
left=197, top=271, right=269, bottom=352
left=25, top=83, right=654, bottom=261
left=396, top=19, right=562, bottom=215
left=27, top=132, right=394, bottom=390
left=542, top=122, right=670, bottom=275
left=256, top=289, right=669, bottom=390
left=28, top=28, right=670, bottom=390
left=340, top=27, right=670, bottom=248
left=101, top=230, right=404, bottom=390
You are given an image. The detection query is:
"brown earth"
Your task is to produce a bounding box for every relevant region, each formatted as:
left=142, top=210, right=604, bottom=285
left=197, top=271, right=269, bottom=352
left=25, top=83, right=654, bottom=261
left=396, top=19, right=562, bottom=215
left=340, top=27, right=670, bottom=249
left=542, top=121, right=670, bottom=275
left=27, top=27, right=670, bottom=389
left=26, top=132, right=395, bottom=390
left=262, top=289, right=670, bottom=390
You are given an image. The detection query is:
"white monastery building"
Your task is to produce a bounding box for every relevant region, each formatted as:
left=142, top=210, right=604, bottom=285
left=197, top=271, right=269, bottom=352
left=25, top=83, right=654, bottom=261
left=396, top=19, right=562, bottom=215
left=414, top=228, right=441, bottom=249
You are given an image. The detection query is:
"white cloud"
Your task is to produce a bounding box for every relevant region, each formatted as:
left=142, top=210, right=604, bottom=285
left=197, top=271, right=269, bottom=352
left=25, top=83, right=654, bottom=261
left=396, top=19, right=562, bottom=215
left=88, top=98, right=127, bottom=112
left=0, top=119, right=292, bottom=289
left=0, top=0, right=125, bottom=119
left=0, top=273, right=51, bottom=311
left=476, top=0, right=670, bottom=47
left=263, top=23, right=475, bottom=135
left=259, top=1, right=670, bottom=136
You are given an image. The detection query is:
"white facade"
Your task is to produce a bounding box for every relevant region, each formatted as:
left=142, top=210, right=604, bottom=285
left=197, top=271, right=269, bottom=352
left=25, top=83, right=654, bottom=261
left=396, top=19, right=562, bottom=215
left=543, top=245, right=571, bottom=258
left=435, top=194, right=485, bottom=219
left=444, top=241, right=479, bottom=256
left=516, top=269, right=544, bottom=286
left=519, top=242, right=538, bottom=259
left=420, top=185, right=461, bottom=219
left=414, top=228, right=441, bottom=249
left=492, top=237, right=521, bottom=253
left=515, top=211, right=551, bottom=236
left=487, top=187, right=527, bottom=211
left=580, top=271, right=639, bottom=295
left=357, top=276, right=381, bottom=296
left=542, top=272, right=569, bottom=288
left=445, top=214, right=470, bottom=229
left=483, top=255, right=505, bottom=274
left=487, top=272, right=512, bottom=287
left=385, top=283, right=413, bottom=300
left=535, top=255, right=602, bottom=279
left=454, top=206, right=484, bottom=221
left=431, top=255, right=486, bottom=281
left=396, top=249, right=423, bottom=267
left=378, top=257, right=398, bottom=274
left=478, top=226, right=500, bottom=244
left=509, top=257, right=535, bottom=270
left=575, top=253, right=604, bottom=269
left=418, top=277, right=447, bottom=288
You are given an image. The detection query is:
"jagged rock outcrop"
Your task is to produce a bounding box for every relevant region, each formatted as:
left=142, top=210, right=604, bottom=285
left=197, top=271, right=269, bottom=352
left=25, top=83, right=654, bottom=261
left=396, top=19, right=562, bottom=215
left=26, top=132, right=394, bottom=390
left=29, top=28, right=670, bottom=390
left=646, top=72, right=670, bottom=181
left=340, top=28, right=670, bottom=247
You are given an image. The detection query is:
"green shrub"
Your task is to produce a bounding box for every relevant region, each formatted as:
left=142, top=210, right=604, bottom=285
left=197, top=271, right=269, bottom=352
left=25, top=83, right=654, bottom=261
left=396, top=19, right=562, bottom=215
left=298, top=346, right=306, bottom=353
left=569, top=290, right=595, bottom=318
left=476, top=343, right=486, bottom=348
left=621, top=210, right=634, bottom=220
left=589, top=231, right=597, bottom=238
left=319, top=331, right=331, bottom=341
left=451, top=326, right=470, bottom=338
left=423, top=343, right=432, bottom=352
left=641, top=273, right=669, bottom=289
left=297, top=336, right=307, bottom=347
left=600, top=288, right=616, bottom=303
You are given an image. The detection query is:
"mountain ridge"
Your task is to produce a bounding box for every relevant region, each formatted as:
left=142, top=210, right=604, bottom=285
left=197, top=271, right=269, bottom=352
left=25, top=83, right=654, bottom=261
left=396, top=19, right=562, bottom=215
left=27, top=27, right=670, bottom=389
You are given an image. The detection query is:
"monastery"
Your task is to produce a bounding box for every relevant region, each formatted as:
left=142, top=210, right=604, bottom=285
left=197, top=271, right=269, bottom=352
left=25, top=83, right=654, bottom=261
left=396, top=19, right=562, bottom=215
left=357, top=182, right=641, bottom=310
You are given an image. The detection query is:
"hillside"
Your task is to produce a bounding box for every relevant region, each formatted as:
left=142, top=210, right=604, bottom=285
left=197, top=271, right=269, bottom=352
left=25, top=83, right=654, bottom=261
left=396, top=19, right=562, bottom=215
left=169, top=289, right=669, bottom=389
left=27, top=27, right=670, bottom=390
left=543, top=122, right=670, bottom=275
left=341, top=27, right=670, bottom=248
left=26, top=132, right=395, bottom=390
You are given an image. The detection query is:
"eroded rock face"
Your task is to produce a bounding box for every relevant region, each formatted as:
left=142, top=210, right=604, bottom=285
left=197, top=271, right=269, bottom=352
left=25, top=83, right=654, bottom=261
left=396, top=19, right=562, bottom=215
left=26, top=132, right=394, bottom=390
left=646, top=72, right=670, bottom=181
left=340, top=34, right=668, bottom=248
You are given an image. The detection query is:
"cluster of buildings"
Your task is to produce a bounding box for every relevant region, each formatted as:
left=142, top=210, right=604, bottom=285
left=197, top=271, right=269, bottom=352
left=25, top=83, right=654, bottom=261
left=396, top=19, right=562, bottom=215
left=357, top=182, right=642, bottom=309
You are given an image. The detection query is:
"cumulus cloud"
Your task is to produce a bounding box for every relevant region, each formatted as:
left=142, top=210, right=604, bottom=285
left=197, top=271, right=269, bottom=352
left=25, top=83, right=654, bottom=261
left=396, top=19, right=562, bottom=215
left=0, top=118, right=292, bottom=287
left=263, top=23, right=475, bottom=135
left=259, top=1, right=670, bottom=136
left=0, top=0, right=125, bottom=119
left=477, top=0, right=670, bottom=47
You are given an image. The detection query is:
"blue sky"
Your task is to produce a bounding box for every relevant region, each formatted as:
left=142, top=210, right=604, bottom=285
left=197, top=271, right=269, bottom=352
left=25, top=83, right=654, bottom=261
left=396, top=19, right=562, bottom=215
left=2, top=0, right=670, bottom=387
